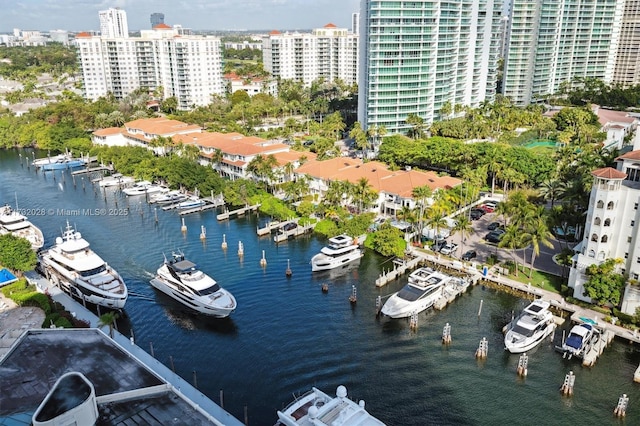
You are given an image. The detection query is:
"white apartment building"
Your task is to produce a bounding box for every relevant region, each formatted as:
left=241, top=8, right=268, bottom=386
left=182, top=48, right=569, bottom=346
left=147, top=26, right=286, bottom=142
left=75, top=24, right=224, bottom=110
left=568, top=147, right=640, bottom=315
left=99, top=8, right=129, bottom=38
left=262, top=23, right=359, bottom=86
left=503, top=0, right=623, bottom=106
left=358, top=0, right=502, bottom=135
left=613, top=0, right=640, bottom=87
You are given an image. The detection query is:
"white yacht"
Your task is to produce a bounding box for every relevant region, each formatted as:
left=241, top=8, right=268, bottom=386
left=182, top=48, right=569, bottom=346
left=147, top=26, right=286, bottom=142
left=149, top=190, right=187, bottom=205
left=276, top=385, right=386, bottom=426
left=407, top=267, right=436, bottom=285
left=39, top=222, right=127, bottom=309
left=150, top=251, right=236, bottom=317
left=122, top=181, right=168, bottom=196
left=504, top=299, right=556, bottom=354
left=177, top=197, right=206, bottom=209
left=311, top=234, right=366, bottom=272
left=97, top=173, right=134, bottom=188
left=380, top=269, right=448, bottom=318
left=0, top=204, right=44, bottom=250
left=558, top=320, right=601, bottom=359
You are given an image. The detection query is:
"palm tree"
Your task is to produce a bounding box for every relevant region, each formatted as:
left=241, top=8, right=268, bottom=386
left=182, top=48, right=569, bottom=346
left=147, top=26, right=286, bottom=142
left=539, top=179, right=566, bottom=207
left=351, top=177, right=377, bottom=213
left=412, top=184, right=432, bottom=236
left=452, top=215, right=473, bottom=257
left=98, top=311, right=120, bottom=339
left=498, top=224, right=525, bottom=277
left=425, top=207, right=449, bottom=244
left=524, top=218, right=554, bottom=278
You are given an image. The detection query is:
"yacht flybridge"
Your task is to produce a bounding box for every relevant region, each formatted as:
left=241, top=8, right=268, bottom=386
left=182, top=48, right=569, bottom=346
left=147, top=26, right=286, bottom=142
left=380, top=268, right=448, bottom=318
left=311, top=234, right=365, bottom=272
left=504, top=299, right=556, bottom=354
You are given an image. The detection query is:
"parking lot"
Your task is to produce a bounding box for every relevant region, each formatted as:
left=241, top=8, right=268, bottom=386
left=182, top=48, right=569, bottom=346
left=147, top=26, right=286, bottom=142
left=426, top=206, right=565, bottom=277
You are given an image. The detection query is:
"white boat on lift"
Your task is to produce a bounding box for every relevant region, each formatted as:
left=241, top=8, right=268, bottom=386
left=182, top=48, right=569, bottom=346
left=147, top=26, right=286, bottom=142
left=97, top=173, right=135, bottom=188
left=122, top=181, right=168, bottom=196
left=0, top=204, right=44, bottom=250
left=39, top=222, right=128, bottom=309
left=557, top=319, right=601, bottom=359
left=150, top=251, right=236, bottom=317
left=276, top=385, right=386, bottom=426
left=504, top=299, right=556, bottom=354
left=380, top=269, right=448, bottom=318
left=177, top=197, right=206, bottom=210
left=149, top=190, right=187, bottom=204
left=311, top=234, right=366, bottom=272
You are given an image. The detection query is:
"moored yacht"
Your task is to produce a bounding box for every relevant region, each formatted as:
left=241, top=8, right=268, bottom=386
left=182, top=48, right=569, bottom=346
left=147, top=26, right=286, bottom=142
left=39, top=222, right=127, bottom=309
left=149, top=190, right=187, bottom=204
left=32, top=153, right=87, bottom=170
left=504, top=299, right=556, bottom=353
left=177, top=196, right=206, bottom=209
left=311, top=234, right=366, bottom=272
left=150, top=251, right=236, bottom=317
left=122, top=181, right=168, bottom=196
left=380, top=269, right=448, bottom=318
left=276, top=385, right=386, bottom=426
left=0, top=204, right=44, bottom=250
left=558, top=320, right=601, bottom=359
left=96, top=173, right=135, bottom=188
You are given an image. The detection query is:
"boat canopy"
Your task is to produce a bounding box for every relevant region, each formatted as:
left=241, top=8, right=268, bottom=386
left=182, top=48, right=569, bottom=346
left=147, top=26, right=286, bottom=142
left=171, top=259, right=197, bottom=272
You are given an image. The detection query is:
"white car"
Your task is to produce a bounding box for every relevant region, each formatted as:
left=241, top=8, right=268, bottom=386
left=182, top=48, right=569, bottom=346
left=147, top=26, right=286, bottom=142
left=440, top=243, right=458, bottom=256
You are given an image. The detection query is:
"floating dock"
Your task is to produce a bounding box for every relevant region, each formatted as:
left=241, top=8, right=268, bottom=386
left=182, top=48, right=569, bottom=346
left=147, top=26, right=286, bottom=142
left=217, top=204, right=260, bottom=221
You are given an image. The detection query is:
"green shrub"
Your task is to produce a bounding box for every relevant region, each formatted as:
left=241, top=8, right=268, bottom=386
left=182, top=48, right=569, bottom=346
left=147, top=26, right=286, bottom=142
left=613, top=308, right=634, bottom=325
left=1, top=279, right=29, bottom=297
left=314, top=219, right=339, bottom=238
left=54, top=317, right=73, bottom=328
left=44, top=313, right=61, bottom=327
left=21, top=292, right=52, bottom=314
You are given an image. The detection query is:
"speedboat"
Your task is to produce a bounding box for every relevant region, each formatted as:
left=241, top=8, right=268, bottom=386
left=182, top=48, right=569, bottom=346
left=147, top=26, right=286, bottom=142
left=276, top=385, right=386, bottom=426
left=177, top=197, right=206, bottom=209
left=32, top=153, right=87, bottom=170
left=380, top=269, right=448, bottom=318
left=149, top=190, right=187, bottom=204
left=558, top=320, right=601, bottom=359
left=39, top=222, right=127, bottom=309
left=97, top=173, right=135, bottom=188
left=504, top=299, right=556, bottom=353
left=311, top=234, right=366, bottom=272
left=122, top=181, right=168, bottom=196
left=0, top=204, right=44, bottom=250
left=150, top=251, right=236, bottom=317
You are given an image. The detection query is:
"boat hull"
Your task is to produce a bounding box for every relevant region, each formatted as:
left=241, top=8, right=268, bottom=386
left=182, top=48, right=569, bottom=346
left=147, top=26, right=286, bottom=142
left=504, top=322, right=556, bottom=354
left=380, top=296, right=437, bottom=319
left=38, top=160, right=86, bottom=171
left=311, top=250, right=363, bottom=272
left=150, top=276, right=235, bottom=318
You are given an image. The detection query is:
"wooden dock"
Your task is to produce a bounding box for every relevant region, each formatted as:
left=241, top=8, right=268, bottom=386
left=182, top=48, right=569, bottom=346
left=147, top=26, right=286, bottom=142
left=257, top=220, right=284, bottom=236
left=217, top=204, right=261, bottom=221
left=71, top=164, right=114, bottom=175
left=375, top=255, right=421, bottom=287
left=273, top=223, right=315, bottom=243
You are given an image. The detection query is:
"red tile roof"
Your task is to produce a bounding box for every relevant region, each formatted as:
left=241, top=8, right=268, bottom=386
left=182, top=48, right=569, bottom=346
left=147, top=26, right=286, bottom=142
left=124, top=118, right=201, bottom=137
left=269, top=30, right=281, bottom=35
left=324, top=23, right=337, bottom=28
left=616, top=150, right=640, bottom=161
left=591, top=167, right=627, bottom=179
left=92, top=127, right=122, bottom=137
left=75, top=32, right=92, bottom=38
left=594, top=108, right=636, bottom=127
left=153, top=23, right=171, bottom=29
left=174, top=132, right=288, bottom=156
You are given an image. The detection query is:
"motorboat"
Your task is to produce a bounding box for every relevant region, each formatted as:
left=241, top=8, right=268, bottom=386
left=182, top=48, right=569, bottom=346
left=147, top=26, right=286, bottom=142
left=122, top=181, right=168, bottom=196
left=32, top=153, right=87, bottom=170
left=177, top=197, right=206, bottom=209
left=96, top=173, right=135, bottom=188
left=39, top=222, right=127, bottom=309
left=149, top=190, right=187, bottom=204
left=558, top=320, right=601, bottom=359
left=380, top=269, right=448, bottom=318
left=0, top=204, right=44, bottom=250
left=276, top=385, right=386, bottom=426
left=408, top=267, right=436, bottom=285
left=504, top=299, right=556, bottom=353
left=311, top=234, right=366, bottom=272
left=150, top=251, right=236, bottom=317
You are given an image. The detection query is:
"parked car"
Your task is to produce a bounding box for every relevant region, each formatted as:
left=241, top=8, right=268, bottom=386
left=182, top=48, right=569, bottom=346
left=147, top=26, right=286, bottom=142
left=461, top=250, right=477, bottom=261
left=431, top=239, right=448, bottom=252
left=480, top=204, right=495, bottom=213
left=440, top=243, right=458, bottom=256
left=488, top=221, right=501, bottom=231
left=470, top=209, right=485, bottom=220
left=485, top=230, right=505, bottom=244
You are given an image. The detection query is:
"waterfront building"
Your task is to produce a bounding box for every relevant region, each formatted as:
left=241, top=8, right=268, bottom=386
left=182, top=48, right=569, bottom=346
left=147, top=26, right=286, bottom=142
left=503, top=0, right=623, bottom=106
left=150, top=12, right=165, bottom=28
left=99, top=8, right=129, bottom=38
left=224, top=72, right=278, bottom=97
left=75, top=19, right=224, bottom=110
left=358, top=0, right=502, bottom=135
left=262, top=23, right=359, bottom=86
left=613, top=0, right=640, bottom=87
left=568, top=144, right=640, bottom=315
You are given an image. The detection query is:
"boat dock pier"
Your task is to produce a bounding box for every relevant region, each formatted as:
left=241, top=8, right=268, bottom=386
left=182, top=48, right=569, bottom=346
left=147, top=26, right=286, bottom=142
left=375, top=255, right=421, bottom=287
left=71, top=164, right=114, bottom=176
left=582, top=328, right=615, bottom=367
left=257, top=220, right=285, bottom=236
left=217, top=204, right=261, bottom=221
left=273, top=222, right=315, bottom=243
left=177, top=194, right=225, bottom=216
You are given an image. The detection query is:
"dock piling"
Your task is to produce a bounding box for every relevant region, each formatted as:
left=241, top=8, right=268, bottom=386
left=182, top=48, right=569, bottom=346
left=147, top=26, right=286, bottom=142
left=475, top=337, right=488, bottom=359
left=200, top=225, right=206, bottom=241
left=517, top=353, right=528, bottom=377
left=442, top=323, right=452, bottom=344
left=221, top=234, right=228, bottom=250
left=614, top=394, right=629, bottom=417
left=238, top=241, right=244, bottom=257
left=477, top=299, right=484, bottom=317
left=349, top=285, right=357, bottom=304
left=375, top=295, right=382, bottom=316
left=260, top=250, right=267, bottom=267
left=285, top=259, right=292, bottom=277
left=181, top=218, right=187, bottom=233
left=409, top=311, right=418, bottom=330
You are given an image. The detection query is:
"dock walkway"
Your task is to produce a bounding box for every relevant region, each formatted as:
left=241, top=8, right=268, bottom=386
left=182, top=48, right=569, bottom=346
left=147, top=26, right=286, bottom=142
left=217, top=204, right=260, bottom=221
left=273, top=222, right=315, bottom=243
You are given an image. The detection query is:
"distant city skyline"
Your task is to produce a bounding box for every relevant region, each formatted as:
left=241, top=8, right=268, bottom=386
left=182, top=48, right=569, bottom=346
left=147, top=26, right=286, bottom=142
left=2, top=0, right=360, bottom=33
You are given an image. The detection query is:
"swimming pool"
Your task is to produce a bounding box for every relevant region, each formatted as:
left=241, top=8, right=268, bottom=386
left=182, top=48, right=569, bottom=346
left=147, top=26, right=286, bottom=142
left=0, top=268, right=17, bottom=286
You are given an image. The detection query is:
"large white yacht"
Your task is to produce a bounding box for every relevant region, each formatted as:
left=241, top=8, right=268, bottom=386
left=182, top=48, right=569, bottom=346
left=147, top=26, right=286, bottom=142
left=558, top=320, right=601, bottom=359
left=276, top=385, right=386, bottom=426
left=311, top=234, right=365, bottom=272
left=380, top=269, right=447, bottom=318
left=39, top=222, right=127, bottom=309
left=0, top=204, right=44, bottom=250
left=504, top=299, right=556, bottom=353
left=150, top=251, right=236, bottom=317
left=96, top=173, right=135, bottom=188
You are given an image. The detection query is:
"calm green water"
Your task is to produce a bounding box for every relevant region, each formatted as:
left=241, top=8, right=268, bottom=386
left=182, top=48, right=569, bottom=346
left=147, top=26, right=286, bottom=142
left=1, top=148, right=639, bottom=425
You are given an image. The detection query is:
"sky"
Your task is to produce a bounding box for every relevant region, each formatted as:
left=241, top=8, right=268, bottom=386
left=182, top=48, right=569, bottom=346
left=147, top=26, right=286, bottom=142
left=1, top=0, right=360, bottom=33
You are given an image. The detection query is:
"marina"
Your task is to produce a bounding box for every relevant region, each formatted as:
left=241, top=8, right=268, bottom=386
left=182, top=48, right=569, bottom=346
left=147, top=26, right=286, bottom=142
left=2, top=148, right=640, bottom=424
